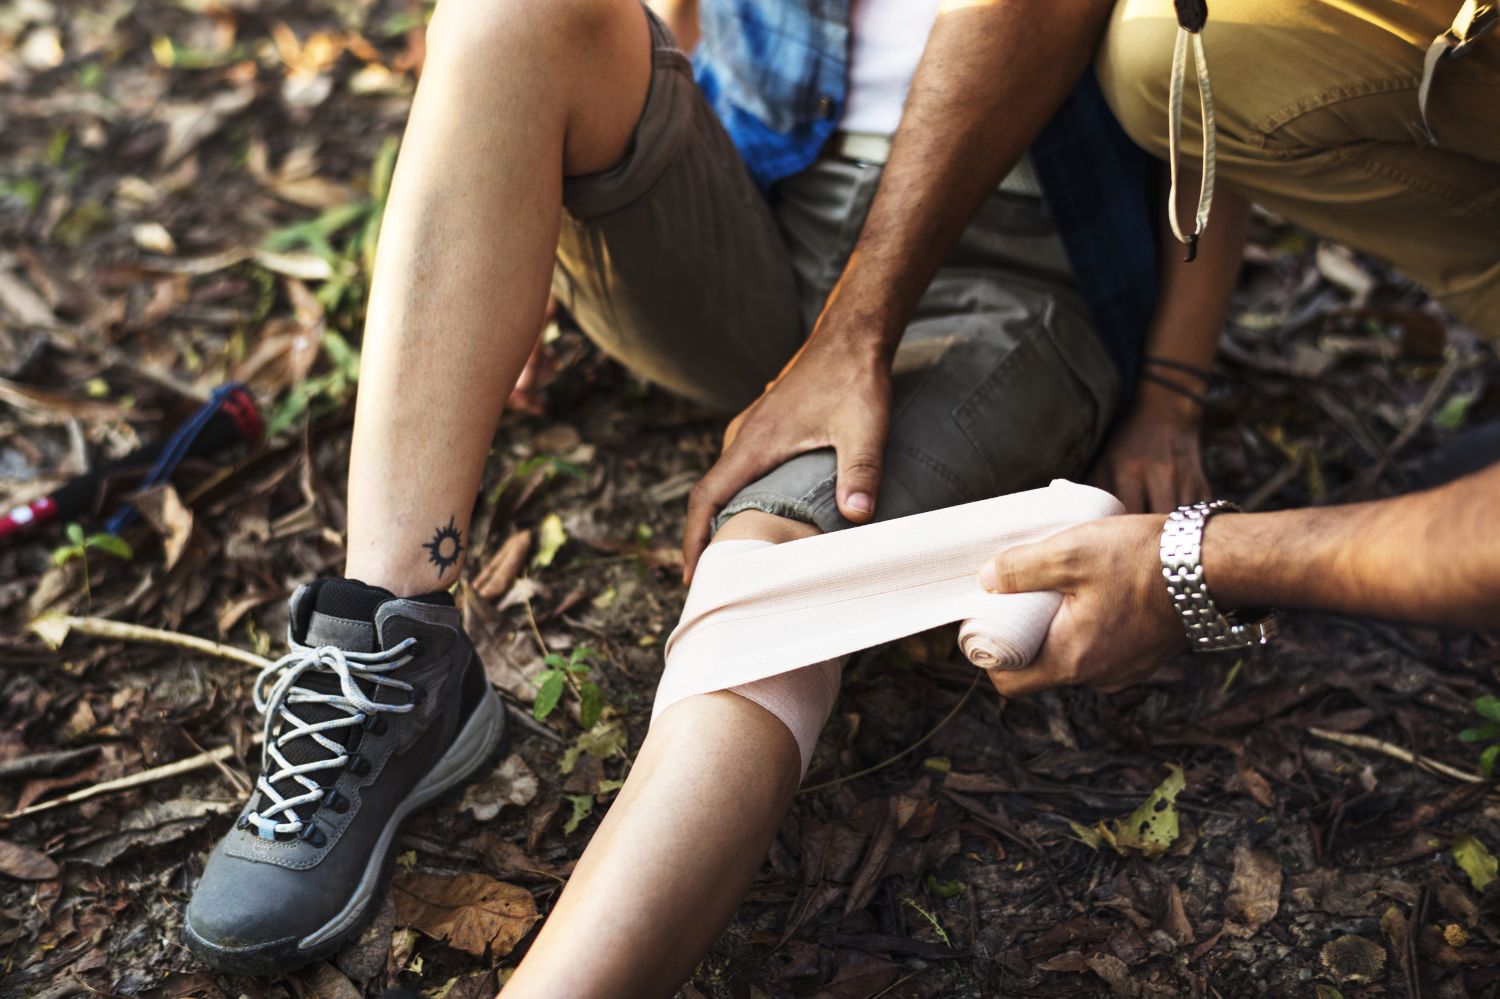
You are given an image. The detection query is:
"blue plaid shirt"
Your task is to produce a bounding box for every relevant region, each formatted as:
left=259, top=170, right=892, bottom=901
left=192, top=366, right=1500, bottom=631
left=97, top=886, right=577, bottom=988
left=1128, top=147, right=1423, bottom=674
left=693, top=0, right=1158, bottom=391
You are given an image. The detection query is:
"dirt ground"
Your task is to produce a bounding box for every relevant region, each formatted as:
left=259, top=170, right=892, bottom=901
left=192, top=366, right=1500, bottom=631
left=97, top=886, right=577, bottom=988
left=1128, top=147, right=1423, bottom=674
left=2, top=2, right=1498, bottom=997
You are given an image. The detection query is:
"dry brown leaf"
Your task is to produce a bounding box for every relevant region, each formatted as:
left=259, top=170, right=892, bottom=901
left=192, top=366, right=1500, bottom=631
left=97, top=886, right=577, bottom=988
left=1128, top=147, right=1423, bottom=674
left=136, top=483, right=194, bottom=572
left=392, top=872, right=539, bottom=958
left=1320, top=934, right=1386, bottom=984
left=296, top=962, right=361, bottom=999
left=1224, top=845, right=1282, bottom=937
left=0, top=838, right=59, bottom=880
left=458, top=753, right=539, bottom=822
left=1162, top=883, right=1194, bottom=946
left=0, top=268, right=55, bottom=325
left=156, top=87, right=255, bottom=166
left=473, top=530, right=531, bottom=600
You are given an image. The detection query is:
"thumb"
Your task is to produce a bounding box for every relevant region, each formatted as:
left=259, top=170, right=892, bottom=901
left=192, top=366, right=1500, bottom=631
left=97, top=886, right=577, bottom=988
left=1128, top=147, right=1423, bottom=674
left=833, top=424, right=887, bottom=524
left=979, top=537, right=1075, bottom=594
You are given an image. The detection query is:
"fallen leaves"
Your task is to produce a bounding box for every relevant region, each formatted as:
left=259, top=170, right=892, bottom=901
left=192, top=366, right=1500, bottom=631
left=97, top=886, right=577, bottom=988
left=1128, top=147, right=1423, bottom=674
left=392, top=872, right=539, bottom=958
left=1319, top=934, right=1386, bottom=985
left=0, top=839, right=59, bottom=880
left=1069, top=764, right=1185, bottom=858
left=1451, top=832, right=1497, bottom=891
left=473, top=529, right=531, bottom=600
left=532, top=512, right=567, bottom=568
left=1224, top=845, right=1282, bottom=938
left=458, top=753, right=539, bottom=823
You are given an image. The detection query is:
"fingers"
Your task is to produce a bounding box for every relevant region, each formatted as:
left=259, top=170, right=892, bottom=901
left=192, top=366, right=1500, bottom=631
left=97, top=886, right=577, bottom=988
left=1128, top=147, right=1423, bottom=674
left=1109, top=464, right=1148, bottom=514
left=834, top=446, right=884, bottom=524
left=987, top=660, right=1062, bottom=699
left=1144, top=462, right=1178, bottom=514
left=682, top=440, right=785, bottom=582
left=1176, top=461, right=1212, bottom=508
left=978, top=535, right=1075, bottom=594
left=830, top=402, right=889, bottom=523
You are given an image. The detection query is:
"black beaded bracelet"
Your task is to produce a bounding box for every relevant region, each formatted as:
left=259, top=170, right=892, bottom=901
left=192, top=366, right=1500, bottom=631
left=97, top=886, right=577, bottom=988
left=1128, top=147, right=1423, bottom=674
left=1140, top=370, right=1208, bottom=408
left=1143, top=356, right=1214, bottom=384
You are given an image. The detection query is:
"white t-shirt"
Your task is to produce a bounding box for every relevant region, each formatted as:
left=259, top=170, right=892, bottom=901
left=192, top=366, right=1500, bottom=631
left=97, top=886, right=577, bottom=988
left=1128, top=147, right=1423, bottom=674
left=840, top=0, right=944, bottom=135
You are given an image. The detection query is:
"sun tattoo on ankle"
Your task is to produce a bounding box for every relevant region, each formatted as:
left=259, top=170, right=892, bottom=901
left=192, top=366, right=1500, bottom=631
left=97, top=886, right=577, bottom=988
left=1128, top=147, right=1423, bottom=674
left=422, top=515, right=464, bottom=578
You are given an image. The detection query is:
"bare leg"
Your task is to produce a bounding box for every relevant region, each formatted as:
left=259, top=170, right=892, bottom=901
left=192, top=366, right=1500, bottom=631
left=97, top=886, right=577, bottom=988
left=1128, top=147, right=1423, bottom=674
left=343, top=0, right=651, bottom=595
left=504, top=512, right=820, bottom=998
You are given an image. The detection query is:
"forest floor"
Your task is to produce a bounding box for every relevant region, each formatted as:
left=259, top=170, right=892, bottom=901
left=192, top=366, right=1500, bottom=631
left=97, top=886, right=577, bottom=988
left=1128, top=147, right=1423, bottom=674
left=2, top=1, right=1499, bottom=997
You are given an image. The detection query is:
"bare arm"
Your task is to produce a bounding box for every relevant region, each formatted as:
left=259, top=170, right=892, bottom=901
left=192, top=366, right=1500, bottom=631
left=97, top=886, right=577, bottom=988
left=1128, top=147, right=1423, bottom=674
left=683, top=0, right=1115, bottom=575
left=824, top=0, right=1117, bottom=360
left=981, top=462, right=1500, bottom=697
left=1208, top=462, right=1500, bottom=626
left=1090, top=185, right=1250, bottom=512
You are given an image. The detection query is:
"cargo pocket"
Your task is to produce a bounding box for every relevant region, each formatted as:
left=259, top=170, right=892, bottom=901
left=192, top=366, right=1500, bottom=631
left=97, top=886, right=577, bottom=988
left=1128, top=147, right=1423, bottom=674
left=951, top=300, right=1104, bottom=496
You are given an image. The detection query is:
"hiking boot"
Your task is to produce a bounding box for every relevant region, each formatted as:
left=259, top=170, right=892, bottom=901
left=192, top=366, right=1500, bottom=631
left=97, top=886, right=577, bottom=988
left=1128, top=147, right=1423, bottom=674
left=183, top=578, right=505, bottom=975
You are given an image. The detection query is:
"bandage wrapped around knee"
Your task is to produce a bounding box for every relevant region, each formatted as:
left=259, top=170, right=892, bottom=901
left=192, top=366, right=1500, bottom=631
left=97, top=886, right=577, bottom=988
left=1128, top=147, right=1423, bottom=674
left=652, top=480, right=1124, bottom=774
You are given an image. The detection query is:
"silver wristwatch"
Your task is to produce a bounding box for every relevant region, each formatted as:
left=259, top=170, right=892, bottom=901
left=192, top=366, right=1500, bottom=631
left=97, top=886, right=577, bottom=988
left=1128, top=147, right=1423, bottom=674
left=1160, top=500, right=1278, bottom=652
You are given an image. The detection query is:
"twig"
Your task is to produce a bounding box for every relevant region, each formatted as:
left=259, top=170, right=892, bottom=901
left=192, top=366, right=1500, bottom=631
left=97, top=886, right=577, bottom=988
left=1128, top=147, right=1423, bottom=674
left=1, top=736, right=262, bottom=822
left=800, top=673, right=980, bottom=794
left=1307, top=726, right=1487, bottom=785
left=181, top=728, right=252, bottom=796
left=522, top=597, right=549, bottom=657
left=1242, top=454, right=1304, bottom=512
left=1348, top=350, right=1462, bottom=495
left=30, top=614, right=274, bottom=671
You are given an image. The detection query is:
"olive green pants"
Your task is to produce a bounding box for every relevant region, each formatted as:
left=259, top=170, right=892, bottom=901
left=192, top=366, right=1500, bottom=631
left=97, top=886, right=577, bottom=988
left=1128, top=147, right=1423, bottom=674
left=1098, top=0, right=1500, bottom=337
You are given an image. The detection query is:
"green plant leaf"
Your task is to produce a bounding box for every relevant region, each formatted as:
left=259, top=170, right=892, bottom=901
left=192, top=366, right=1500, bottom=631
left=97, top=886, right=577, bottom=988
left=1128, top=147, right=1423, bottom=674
left=1073, top=764, right=1186, bottom=859
left=1435, top=392, right=1474, bottom=431
left=563, top=794, right=593, bottom=835
left=66, top=523, right=85, bottom=546
left=925, top=876, right=965, bottom=899
left=569, top=645, right=596, bottom=668
left=1475, top=696, right=1500, bottom=724
left=559, top=717, right=628, bottom=775
left=1453, top=833, right=1498, bottom=891
left=542, top=653, right=569, bottom=671
left=370, top=136, right=399, bottom=203
left=532, top=670, right=565, bottom=721
left=1459, top=724, right=1500, bottom=743
left=85, top=534, right=133, bottom=560
left=578, top=681, right=604, bottom=730
left=1480, top=743, right=1499, bottom=779
left=51, top=545, right=80, bottom=567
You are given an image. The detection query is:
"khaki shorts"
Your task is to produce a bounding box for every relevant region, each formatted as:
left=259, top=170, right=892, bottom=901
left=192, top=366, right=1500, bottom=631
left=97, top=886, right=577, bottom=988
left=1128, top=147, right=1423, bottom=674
left=1098, top=0, right=1500, bottom=336
left=553, top=8, right=1120, bottom=533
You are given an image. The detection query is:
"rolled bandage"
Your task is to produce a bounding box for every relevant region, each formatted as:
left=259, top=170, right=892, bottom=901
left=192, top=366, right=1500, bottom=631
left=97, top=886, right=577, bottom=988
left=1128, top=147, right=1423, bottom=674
left=654, top=480, right=1124, bottom=769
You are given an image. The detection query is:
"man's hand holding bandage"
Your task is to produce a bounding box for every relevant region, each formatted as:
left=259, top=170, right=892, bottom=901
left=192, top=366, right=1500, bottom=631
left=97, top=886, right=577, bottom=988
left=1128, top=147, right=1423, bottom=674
left=978, top=514, right=1185, bottom=698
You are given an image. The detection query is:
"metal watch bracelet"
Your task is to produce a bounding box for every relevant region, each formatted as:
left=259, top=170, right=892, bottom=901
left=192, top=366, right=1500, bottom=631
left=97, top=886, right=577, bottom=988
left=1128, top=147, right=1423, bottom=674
left=1160, top=500, right=1278, bottom=652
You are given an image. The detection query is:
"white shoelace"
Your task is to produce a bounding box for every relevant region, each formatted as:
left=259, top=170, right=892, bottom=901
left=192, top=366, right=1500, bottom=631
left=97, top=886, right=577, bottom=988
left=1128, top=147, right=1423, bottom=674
left=246, top=638, right=419, bottom=838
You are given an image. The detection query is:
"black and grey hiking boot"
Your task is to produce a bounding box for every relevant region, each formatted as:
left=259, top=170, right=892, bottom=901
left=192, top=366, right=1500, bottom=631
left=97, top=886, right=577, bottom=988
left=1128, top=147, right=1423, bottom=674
left=184, top=578, right=505, bottom=975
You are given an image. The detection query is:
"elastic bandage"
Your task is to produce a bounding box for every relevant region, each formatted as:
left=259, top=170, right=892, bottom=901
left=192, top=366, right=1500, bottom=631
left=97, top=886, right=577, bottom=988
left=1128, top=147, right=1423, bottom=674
left=653, top=480, right=1124, bottom=774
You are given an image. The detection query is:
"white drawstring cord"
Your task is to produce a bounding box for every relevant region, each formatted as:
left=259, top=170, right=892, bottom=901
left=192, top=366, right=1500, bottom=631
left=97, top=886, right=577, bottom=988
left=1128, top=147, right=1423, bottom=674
left=1167, top=19, right=1217, bottom=261
left=246, top=639, right=418, bottom=838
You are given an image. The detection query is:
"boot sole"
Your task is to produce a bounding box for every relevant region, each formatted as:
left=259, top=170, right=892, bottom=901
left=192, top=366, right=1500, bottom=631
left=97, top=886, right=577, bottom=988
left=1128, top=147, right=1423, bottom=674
left=183, top=685, right=507, bottom=976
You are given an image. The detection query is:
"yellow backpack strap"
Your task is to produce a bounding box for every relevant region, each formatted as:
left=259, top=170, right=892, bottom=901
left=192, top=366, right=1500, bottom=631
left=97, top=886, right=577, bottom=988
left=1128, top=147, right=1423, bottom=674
left=1417, top=0, right=1498, bottom=144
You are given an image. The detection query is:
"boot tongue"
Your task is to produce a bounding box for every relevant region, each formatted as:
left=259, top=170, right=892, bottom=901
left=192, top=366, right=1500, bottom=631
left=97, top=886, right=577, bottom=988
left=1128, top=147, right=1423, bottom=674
left=301, top=579, right=396, bottom=653
left=257, top=580, right=397, bottom=827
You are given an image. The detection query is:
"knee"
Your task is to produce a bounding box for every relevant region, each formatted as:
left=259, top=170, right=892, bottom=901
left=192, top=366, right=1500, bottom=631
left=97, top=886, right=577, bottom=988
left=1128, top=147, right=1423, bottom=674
left=712, top=509, right=820, bottom=546
left=426, top=0, right=629, bottom=67
left=1095, top=0, right=1177, bottom=159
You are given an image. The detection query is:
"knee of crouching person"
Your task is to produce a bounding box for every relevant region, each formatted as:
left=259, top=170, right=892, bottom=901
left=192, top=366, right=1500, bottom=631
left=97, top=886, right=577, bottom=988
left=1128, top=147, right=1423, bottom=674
left=1094, top=1, right=1177, bottom=160
left=427, top=0, right=627, bottom=67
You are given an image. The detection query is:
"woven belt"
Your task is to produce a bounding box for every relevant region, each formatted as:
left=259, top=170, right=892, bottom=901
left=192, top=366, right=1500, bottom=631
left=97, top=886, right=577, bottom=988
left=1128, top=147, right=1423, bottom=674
left=830, top=131, right=1044, bottom=198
